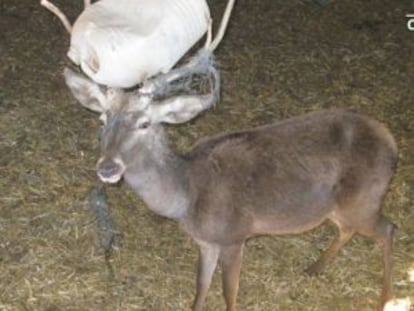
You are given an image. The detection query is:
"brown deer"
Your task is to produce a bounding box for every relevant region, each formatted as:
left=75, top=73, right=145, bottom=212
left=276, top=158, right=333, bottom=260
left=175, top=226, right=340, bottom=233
left=64, top=67, right=397, bottom=311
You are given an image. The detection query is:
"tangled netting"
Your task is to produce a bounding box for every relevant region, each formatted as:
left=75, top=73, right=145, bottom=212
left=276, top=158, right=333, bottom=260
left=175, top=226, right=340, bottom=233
left=143, top=48, right=221, bottom=105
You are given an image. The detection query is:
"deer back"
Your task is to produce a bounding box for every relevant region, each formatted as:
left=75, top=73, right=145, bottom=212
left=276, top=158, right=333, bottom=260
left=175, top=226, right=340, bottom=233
left=181, top=109, right=397, bottom=242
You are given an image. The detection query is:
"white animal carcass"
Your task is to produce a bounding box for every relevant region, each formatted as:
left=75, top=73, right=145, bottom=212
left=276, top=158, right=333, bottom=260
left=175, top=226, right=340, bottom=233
left=42, top=0, right=211, bottom=88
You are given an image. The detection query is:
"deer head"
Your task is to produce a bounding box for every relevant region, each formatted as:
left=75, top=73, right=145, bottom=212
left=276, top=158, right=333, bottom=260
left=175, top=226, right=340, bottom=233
left=63, top=56, right=218, bottom=182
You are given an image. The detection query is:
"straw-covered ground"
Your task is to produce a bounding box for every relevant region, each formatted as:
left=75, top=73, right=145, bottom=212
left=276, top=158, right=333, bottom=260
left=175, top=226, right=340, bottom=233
left=1, top=0, right=413, bottom=310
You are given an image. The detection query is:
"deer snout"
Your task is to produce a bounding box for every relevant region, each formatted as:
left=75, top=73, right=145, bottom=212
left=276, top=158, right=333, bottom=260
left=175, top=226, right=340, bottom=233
left=97, top=157, right=125, bottom=184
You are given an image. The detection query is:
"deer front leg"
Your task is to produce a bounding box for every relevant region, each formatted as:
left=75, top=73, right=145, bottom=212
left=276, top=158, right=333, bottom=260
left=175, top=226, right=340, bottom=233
left=192, top=242, right=220, bottom=311
left=219, top=243, right=244, bottom=311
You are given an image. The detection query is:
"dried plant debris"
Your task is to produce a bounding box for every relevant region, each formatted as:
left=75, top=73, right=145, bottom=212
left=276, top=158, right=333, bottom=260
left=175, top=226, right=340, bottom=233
left=89, top=185, right=120, bottom=258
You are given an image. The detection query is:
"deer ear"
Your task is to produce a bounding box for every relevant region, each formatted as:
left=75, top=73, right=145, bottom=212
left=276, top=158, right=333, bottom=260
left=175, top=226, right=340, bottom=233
left=63, top=67, right=108, bottom=113
left=151, top=94, right=214, bottom=124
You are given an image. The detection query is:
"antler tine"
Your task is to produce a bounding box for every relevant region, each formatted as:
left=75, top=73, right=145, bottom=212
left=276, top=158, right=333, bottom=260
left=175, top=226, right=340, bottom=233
left=84, top=0, right=91, bottom=9
left=209, top=0, right=236, bottom=50
left=40, top=0, right=72, bottom=33
left=204, top=19, right=213, bottom=49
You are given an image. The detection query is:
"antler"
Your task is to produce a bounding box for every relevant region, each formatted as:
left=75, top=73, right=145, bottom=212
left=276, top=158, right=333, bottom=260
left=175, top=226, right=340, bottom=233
left=40, top=0, right=72, bottom=33
left=40, top=0, right=91, bottom=33
left=207, top=0, right=236, bottom=51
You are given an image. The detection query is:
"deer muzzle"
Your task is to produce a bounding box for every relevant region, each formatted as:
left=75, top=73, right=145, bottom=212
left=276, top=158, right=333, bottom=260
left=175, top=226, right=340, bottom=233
left=96, top=157, right=125, bottom=184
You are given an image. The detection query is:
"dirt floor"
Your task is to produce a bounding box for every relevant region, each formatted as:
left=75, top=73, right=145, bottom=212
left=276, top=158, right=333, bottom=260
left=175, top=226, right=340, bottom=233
left=1, top=0, right=413, bottom=310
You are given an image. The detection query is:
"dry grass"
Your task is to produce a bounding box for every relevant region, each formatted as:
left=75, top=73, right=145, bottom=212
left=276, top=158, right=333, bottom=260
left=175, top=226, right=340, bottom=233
left=1, top=0, right=413, bottom=310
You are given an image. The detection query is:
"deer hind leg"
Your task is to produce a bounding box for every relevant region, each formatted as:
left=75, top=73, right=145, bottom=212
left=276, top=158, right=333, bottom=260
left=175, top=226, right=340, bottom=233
left=358, top=215, right=395, bottom=311
left=329, top=185, right=395, bottom=310
left=342, top=176, right=395, bottom=309
left=305, top=223, right=355, bottom=276
left=219, top=243, right=244, bottom=311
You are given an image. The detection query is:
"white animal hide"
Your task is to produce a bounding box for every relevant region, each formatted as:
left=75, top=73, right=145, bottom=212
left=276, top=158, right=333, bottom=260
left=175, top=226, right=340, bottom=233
left=69, top=0, right=210, bottom=88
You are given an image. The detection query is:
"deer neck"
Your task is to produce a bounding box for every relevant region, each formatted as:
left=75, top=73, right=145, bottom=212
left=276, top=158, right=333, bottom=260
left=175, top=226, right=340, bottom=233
left=122, top=127, right=190, bottom=220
